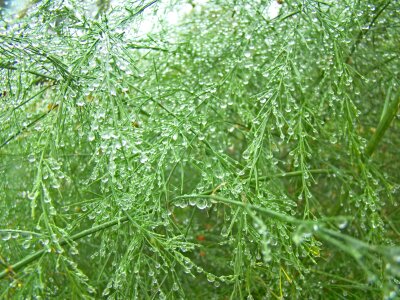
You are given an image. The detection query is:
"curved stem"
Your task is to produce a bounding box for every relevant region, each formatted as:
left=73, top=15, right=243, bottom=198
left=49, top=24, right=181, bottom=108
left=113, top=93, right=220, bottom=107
left=257, top=169, right=332, bottom=181
left=365, top=95, right=400, bottom=158
left=347, top=0, right=392, bottom=62
left=0, top=216, right=128, bottom=280
left=175, top=194, right=308, bottom=225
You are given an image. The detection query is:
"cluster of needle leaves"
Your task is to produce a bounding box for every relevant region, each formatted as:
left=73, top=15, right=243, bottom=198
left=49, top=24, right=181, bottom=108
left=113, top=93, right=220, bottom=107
left=0, top=0, right=399, bottom=299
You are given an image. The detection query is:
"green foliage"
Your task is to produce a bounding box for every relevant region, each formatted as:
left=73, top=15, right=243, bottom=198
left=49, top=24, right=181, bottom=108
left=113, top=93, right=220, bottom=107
left=1, top=0, right=399, bottom=299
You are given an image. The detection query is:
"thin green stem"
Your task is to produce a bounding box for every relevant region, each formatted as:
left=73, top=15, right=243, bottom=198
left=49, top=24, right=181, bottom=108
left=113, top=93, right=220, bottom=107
left=0, top=104, right=58, bottom=150
left=347, top=0, right=392, bottom=61
left=365, top=95, right=400, bottom=157
left=0, top=216, right=129, bottom=280
left=257, top=168, right=332, bottom=181
left=0, top=63, right=58, bottom=81
left=174, top=194, right=307, bottom=225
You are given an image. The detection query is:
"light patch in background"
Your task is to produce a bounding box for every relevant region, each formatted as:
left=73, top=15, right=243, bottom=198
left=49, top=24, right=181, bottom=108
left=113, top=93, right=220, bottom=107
left=136, top=0, right=209, bottom=36
left=4, top=0, right=209, bottom=37
left=265, top=0, right=282, bottom=19
left=166, top=3, right=192, bottom=25
left=2, top=0, right=29, bottom=14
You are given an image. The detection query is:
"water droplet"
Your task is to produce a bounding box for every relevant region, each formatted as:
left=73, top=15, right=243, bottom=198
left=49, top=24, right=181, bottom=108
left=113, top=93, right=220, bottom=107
left=22, top=240, right=31, bottom=249
left=2, top=232, right=11, bottom=241
left=242, top=150, right=250, bottom=160
left=87, top=132, right=95, bottom=141
left=338, top=220, right=348, bottom=230
left=140, top=155, right=148, bottom=164
left=101, top=132, right=111, bottom=140
left=196, top=199, right=208, bottom=210
left=207, top=274, right=215, bottom=282
left=175, top=200, right=188, bottom=208
left=102, top=287, right=110, bottom=296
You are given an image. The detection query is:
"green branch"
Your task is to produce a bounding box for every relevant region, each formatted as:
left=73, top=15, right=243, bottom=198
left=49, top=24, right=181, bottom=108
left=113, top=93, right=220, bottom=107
left=0, top=104, right=58, bottom=150
left=365, top=94, right=400, bottom=158
left=0, top=216, right=129, bottom=280
left=175, top=194, right=314, bottom=225
left=347, top=0, right=392, bottom=61
left=0, top=62, right=58, bottom=81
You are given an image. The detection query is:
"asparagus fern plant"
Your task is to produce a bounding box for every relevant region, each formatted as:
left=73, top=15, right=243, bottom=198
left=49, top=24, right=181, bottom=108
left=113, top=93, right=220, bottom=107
left=0, top=0, right=399, bottom=299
